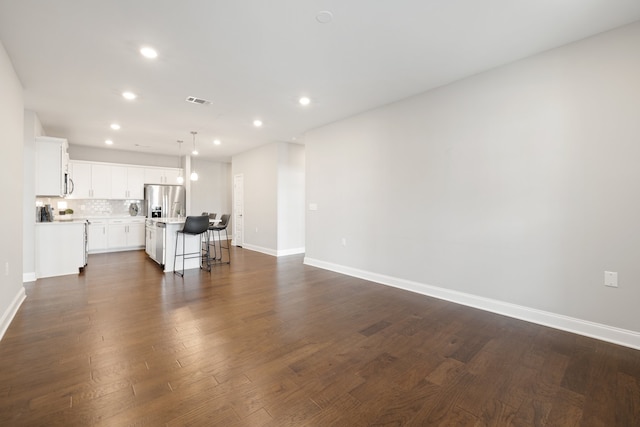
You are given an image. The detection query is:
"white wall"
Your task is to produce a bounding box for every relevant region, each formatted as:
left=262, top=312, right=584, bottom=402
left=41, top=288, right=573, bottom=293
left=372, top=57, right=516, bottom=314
left=232, top=143, right=279, bottom=251
left=189, top=158, right=232, bottom=218
left=22, top=110, right=43, bottom=281
left=0, top=40, right=26, bottom=340
left=232, top=142, right=305, bottom=255
left=277, top=143, right=305, bottom=253
left=305, top=22, right=640, bottom=346
left=68, top=144, right=178, bottom=167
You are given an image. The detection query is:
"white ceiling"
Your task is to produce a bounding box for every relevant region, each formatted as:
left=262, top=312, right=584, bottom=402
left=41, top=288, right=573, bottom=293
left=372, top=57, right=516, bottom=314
left=1, top=1, right=640, bottom=161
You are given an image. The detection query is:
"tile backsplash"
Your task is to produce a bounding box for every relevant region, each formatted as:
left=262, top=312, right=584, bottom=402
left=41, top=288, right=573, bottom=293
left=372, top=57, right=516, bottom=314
left=36, top=197, right=144, bottom=217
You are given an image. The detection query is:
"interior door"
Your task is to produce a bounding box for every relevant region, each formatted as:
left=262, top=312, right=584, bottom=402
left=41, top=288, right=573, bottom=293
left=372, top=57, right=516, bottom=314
left=233, top=174, right=244, bottom=247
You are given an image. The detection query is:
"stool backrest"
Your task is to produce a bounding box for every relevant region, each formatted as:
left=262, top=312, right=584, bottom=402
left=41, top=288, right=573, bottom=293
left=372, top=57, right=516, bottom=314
left=182, top=215, right=210, bottom=234
left=219, top=214, right=230, bottom=228
left=209, top=213, right=217, bottom=220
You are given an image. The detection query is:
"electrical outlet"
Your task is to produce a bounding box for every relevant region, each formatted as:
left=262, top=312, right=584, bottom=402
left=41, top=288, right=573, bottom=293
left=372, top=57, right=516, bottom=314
left=604, top=271, right=618, bottom=288
left=255, top=227, right=258, bottom=233
left=341, top=238, right=347, bottom=247
left=4, top=261, right=8, bottom=276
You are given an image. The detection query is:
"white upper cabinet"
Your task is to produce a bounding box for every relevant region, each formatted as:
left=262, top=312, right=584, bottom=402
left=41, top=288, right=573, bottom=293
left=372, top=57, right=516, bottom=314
left=91, top=164, right=111, bottom=198
left=67, top=161, right=182, bottom=200
left=68, top=161, right=111, bottom=199
left=144, top=167, right=182, bottom=184
left=111, top=166, right=144, bottom=199
left=128, top=168, right=145, bottom=198
left=68, top=162, right=91, bottom=198
left=35, top=136, right=68, bottom=196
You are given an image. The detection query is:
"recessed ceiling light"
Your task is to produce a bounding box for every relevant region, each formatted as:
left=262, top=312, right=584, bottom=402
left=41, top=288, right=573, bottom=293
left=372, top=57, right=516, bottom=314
left=122, top=91, right=137, bottom=100
left=213, top=139, right=221, bottom=146
left=299, top=96, right=311, bottom=106
left=140, top=46, right=158, bottom=59
left=110, top=123, right=121, bottom=130
left=316, top=11, right=333, bottom=24
left=253, top=119, right=263, bottom=127
left=105, top=140, right=113, bottom=145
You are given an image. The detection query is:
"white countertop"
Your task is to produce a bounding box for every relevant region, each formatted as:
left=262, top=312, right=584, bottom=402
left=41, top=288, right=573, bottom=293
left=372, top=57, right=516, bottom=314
left=37, top=215, right=146, bottom=224
left=148, top=217, right=187, bottom=225
left=36, top=219, right=87, bottom=225
left=147, top=217, right=220, bottom=225
left=78, top=215, right=145, bottom=219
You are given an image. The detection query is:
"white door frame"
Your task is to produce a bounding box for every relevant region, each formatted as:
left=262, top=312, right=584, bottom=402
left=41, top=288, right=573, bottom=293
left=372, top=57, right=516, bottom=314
left=232, top=173, right=244, bottom=247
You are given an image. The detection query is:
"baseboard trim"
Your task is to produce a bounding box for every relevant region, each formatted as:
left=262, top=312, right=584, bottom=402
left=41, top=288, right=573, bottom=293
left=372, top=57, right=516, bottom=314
left=242, top=243, right=278, bottom=257
left=277, top=247, right=305, bottom=257
left=0, top=286, right=26, bottom=342
left=242, top=244, right=305, bottom=257
left=303, top=257, right=640, bottom=350
left=23, top=272, right=36, bottom=283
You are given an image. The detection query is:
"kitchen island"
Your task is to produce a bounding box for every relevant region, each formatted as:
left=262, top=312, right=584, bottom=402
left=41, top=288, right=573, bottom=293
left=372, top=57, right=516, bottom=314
left=146, top=217, right=207, bottom=273
left=35, top=220, right=87, bottom=278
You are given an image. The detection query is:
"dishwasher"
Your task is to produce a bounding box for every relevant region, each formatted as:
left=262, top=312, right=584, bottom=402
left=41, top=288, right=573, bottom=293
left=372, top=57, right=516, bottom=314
left=155, top=222, right=166, bottom=265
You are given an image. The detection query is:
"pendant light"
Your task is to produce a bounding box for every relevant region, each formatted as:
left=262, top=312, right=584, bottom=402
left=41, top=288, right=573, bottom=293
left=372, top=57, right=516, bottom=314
left=191, top=131, right=198, bottom=156
left=176, top=140, right=184, bottom=184
left=190, top=131, right=199, bottom=181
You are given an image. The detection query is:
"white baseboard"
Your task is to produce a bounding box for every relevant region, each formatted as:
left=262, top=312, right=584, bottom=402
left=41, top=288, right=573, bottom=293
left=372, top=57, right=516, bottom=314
left=0, top=286, right=26, bottom=342
left=242, top=243, right=277, bottom=257
left=303, top=257, right=640, bottom=350
left=241, top=244, right=305, bottom=257
left=23, top=272, right=36, bottom=283
left=277, top=247, right=305, bottom=257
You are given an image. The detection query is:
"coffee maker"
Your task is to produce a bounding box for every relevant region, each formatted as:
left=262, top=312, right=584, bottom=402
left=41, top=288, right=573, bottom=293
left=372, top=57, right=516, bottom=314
left=36, top=204, right=54, bottom=222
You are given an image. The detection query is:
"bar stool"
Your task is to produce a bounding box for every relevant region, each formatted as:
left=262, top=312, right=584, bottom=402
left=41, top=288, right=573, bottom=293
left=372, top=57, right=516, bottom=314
left=209, top=214, right=231, bottom=264
left=173, top=215, right=211, bottom=276
left=207, top=213, right=218, bottom=258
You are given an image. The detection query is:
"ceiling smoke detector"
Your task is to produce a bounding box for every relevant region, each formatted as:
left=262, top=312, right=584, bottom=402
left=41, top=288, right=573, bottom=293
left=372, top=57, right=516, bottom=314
left=185, top=96, right=211, bottom=105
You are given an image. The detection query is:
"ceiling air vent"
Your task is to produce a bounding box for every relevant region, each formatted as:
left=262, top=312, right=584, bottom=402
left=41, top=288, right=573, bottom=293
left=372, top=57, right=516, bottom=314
left=186, top=96, right=211, bottom=105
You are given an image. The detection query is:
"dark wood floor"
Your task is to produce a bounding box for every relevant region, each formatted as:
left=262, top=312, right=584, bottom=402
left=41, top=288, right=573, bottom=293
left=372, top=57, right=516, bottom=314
left=0, top=247, right=639, bottom=426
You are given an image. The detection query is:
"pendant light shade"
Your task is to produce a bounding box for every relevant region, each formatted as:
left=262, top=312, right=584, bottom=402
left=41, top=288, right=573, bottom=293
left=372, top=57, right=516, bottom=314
left=176, top=140, right=184, bottom=184
left=190, top=171, right=198, bottom=181
left=191, top=131, right=198, bottom=156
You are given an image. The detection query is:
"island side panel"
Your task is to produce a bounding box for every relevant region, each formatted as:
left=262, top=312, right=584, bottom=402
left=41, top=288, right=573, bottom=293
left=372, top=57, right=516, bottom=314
left=163, top=223, right=204, bottom=273
left=35, top=222, right=85, bottom=278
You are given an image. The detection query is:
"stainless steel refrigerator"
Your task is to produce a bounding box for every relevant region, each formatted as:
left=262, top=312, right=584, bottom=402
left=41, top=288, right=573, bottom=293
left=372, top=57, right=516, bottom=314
left=144, top=184, right=186, bottom=218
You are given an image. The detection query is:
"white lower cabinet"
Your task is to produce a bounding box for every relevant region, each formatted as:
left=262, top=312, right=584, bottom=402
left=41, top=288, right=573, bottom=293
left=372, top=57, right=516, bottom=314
left=88, top=218, right=145, bottom=253
left=107, top=221, right=128, bottom=248
left=145, top=224, right=156, bottom=257
left=88, top=220, right=108, bottom=253
left=128, top=221, right=145, bottom=247
left=108, top=218, right=145, bottom=250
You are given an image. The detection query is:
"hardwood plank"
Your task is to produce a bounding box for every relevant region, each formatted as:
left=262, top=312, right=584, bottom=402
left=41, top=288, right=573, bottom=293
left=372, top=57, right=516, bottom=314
left=0, top=248, right=638, bottom=426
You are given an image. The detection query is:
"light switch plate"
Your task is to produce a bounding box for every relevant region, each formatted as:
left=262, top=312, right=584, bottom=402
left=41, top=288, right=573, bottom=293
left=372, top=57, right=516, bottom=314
left=604, top=271, right=618, bottom=288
